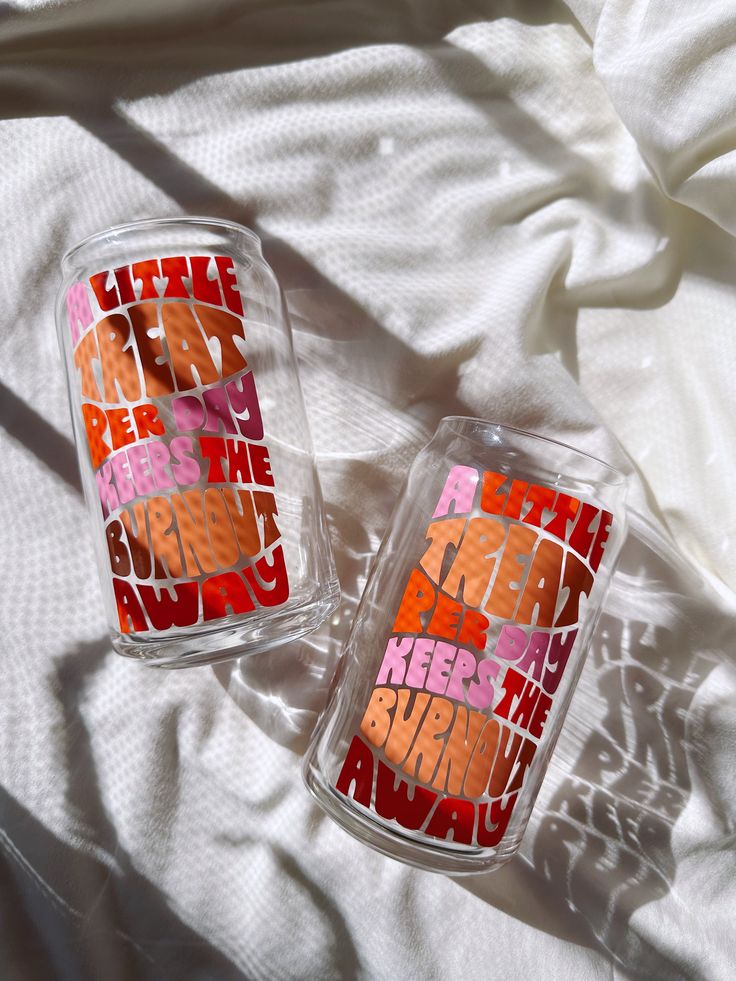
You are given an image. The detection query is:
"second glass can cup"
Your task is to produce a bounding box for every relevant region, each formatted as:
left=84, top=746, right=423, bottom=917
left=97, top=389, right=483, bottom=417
left=304, top=418, right=627, bottom=874
left=57, top=217, right=339, bottom=668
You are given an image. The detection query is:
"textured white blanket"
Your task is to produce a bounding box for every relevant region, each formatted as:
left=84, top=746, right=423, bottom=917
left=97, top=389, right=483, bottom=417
left=1, top=1, right=735, bottom=978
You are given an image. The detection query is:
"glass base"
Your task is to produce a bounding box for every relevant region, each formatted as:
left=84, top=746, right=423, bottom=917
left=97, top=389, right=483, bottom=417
left=112, top=586, right=340, bottom=668
left=302, top=757, right=522, bottom=876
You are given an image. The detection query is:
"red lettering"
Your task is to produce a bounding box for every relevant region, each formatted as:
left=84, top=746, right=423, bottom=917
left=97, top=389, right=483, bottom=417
left=374, top=759, right=437, bottom=829
left=113, top=577, right=147, bottom=633
left=200, top=436, right=227, bottom=482
left=89, top=270, right=119, bottom=311
left=335, top=735, right=374, bottom=808
left=476, top=795, right=517, bottom=846
left=201, top=571, right=255, bottom=621
left=136, top=582, right=199, bottom=629
left=243, top=545, right=290, bottom=607
left=424, top=795, right=475, bottom=845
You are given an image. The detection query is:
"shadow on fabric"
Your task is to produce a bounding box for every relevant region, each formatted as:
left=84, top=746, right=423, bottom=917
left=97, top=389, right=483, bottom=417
left=0, top=635, right=246, bottom=981
left=0, top=787, right=249, bottom=981
left=459, top=512, right=730, bottom=976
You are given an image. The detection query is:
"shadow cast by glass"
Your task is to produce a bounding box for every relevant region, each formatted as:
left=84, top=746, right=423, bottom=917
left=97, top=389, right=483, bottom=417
left=460, top=511, right=731, bottom=975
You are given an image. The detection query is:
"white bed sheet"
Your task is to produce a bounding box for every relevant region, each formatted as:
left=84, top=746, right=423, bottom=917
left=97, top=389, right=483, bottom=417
left=1, top=1, right=735, bottom=978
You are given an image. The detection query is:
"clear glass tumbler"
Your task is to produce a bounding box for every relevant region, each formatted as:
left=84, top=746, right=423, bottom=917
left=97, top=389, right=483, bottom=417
left=57, top=217, right=339, bottom=668
left=303, top=418, right=627, bottom=874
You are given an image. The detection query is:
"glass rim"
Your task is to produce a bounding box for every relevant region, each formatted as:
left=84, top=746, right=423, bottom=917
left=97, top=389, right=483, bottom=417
left=437, top=415, right=627, bottom=486
left=61, top=215, right=261, bottom=269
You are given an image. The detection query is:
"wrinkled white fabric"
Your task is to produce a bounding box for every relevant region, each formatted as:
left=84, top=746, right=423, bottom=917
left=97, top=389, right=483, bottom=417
left=0, top=1, right=734, bottom=979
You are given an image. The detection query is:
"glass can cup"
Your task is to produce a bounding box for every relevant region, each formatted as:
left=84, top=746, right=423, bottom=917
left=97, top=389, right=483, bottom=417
left=303, top=418, right=627, bottom=874
left=57, top=217, right=339, bottom=668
